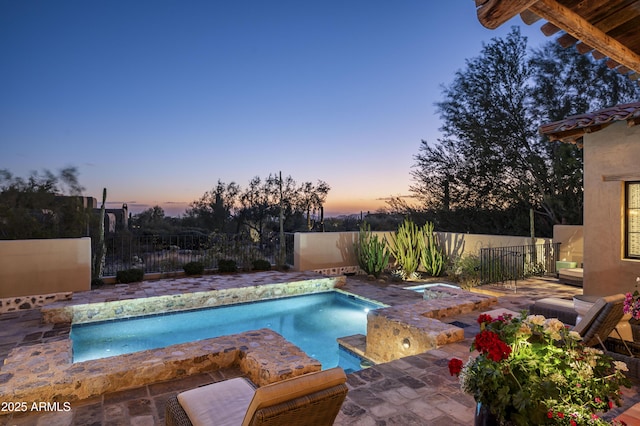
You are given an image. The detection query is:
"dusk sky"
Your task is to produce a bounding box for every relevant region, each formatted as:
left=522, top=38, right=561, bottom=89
left=1, top=1, right=551, bottom=217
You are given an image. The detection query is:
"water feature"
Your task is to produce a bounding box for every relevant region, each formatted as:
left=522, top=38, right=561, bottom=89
left=71, top=291, right=382, bottom=372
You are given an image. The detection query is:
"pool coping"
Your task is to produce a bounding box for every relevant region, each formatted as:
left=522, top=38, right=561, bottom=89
left=1, top=274, right=346, bottom=409
left=42, top=273, right=346, bottom=324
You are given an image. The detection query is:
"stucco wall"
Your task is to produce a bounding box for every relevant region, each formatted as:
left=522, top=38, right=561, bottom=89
left=293, top=231, right=551, bottom=272
left=583, top=120, right=640, bottom=296
left=553, top=225, right=584, bottom=266
left=0, top=238, right=91, bottom=298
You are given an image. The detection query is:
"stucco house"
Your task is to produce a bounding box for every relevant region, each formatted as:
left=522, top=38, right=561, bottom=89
left=474, top=1, right=640, bottom=296
left=541, top=103, right=640, bottom=296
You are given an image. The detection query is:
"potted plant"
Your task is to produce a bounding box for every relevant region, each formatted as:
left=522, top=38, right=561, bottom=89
left=448, top=312, right=631, bottom=425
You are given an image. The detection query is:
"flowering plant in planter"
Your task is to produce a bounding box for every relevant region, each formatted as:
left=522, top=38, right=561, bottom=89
left=623, top=277, right=640, bottom=320
left=448, top=312, right=631, bottom=425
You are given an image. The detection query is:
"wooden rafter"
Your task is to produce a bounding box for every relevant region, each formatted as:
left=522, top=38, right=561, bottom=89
left=476, top=0, right=640, bottom=74
left=475, top=0, right=538, bottom=29
left=527, top=0, right=640, bottom=73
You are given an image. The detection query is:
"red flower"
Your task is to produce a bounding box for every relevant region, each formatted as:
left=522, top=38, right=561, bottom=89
left=448, top=358, right=463, bottom=376
left=474, top=330, right=512, bottom=362
left=570, top=421, right=577, bottom=426
left=477, top=314, right=493, bottom=325
left=547, top=411, right=553, bottom=418
left=558, top=412, right=564, bottom=418
left=609, top=401, right=614, bottom=409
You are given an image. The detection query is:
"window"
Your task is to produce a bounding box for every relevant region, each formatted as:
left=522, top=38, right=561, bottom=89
left=626, top=182, right=640, bottom=259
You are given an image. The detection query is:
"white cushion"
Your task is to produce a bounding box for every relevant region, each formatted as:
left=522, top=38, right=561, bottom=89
left=559, top=268, right=583, bottom=278
left=535, top=298, right=575, bottom=309
left=177, top=377, right=255, bottom=426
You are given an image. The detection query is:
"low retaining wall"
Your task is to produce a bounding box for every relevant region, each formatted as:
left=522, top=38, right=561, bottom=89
left=0, top=292, right=72, bottom=314
left=0, top=329, right=320, bottom=408
left=42, top=275, right=345, bottom=324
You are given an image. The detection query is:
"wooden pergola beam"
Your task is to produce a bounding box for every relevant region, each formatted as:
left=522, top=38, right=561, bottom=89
left=476, top=0, right=640, bottom=74
left=475, top=0, right=538, bottom=29
left=528, top=0, right=640, bottom=73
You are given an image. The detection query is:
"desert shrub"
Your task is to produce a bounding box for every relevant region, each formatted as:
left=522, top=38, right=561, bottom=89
left=183, top=261, right=205, bottom=276
left=252, top=259, right=271, bottom=271
left=116, top=268, right=144, bottom=284
left=218, top=259, right=238, bottom=273
left=446, top=254, right=481, bottom=288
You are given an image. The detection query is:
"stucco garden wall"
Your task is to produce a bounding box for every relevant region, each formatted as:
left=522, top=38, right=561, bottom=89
left=293, top=231, right=551, bottom=273
left=0, top=238, right=91, bottom=298
left=582, top=120, right=640, bottom=296
left=553, top=225, right=584, bottom=266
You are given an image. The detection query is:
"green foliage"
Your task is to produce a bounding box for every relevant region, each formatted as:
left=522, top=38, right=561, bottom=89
left=218, top=258, right=238, bottom=273
left=387, top=219, right=423, bottom=278
left=410, top=27, right=640, bottom=236
left=354, top=221, right=390, bottom=278
left=451, top=313, right=631, bottom=425
left=446, top=254, right=481, bottom=288
left=251, top=259, right=271, bottom=271
left=116, top=268, right=144, bottom=283
left=420, top=221, right=445, bottom=277
left=183, top=261, right=205, bottom=276
left=0, top=167, right=89, bottom=239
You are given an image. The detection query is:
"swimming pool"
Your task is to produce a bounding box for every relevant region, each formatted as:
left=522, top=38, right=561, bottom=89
left=71, top=291, right=382, bottom=372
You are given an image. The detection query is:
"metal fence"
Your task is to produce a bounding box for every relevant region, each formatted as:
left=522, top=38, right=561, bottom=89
left=97, top=233, right=295, bottom=277
left=479, top=242, right=561, bottom=290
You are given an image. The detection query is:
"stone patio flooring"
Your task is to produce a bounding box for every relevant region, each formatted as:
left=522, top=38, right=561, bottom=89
left=1, top=273, right=639, bottom=426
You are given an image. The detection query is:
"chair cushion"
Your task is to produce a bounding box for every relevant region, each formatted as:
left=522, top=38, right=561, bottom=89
left=241, top=367, right=347, bottom=426
left=177, top=377, right=255, bottom=426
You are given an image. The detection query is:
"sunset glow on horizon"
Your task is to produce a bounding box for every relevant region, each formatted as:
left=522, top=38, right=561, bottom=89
left=1, top=1, right=550, bottom=217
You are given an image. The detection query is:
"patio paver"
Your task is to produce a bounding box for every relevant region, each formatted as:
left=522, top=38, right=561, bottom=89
left=1, top=273, right=638, bottom=426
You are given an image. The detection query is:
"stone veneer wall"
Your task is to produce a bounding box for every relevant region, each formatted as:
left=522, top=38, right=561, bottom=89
left=365, top=286, right=497, bottom=363
left=42, top=277, right=343, bottom=324
left=0, top=329, right=320, bottom=408
left=0, top=292, right=72, bottom=314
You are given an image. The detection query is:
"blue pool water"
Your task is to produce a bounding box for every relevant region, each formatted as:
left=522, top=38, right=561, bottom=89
left=71, top=291, right=382, bottom=372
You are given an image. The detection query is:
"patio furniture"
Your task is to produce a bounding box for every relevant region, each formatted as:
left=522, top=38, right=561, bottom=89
left=528, top=297, right=578, bottom=325
left=572, top=294, right=626, bottom=348
left=562, top=293, right=640, bottom=380
left=165, top=367, right=348, bottom=426
left=558, top=268, right=583, bottom=287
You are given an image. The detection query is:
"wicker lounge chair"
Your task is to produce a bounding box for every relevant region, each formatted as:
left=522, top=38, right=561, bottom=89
left=572, top=293, right=626, bottom=348
left=165, top=367, right=348, bottom=426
